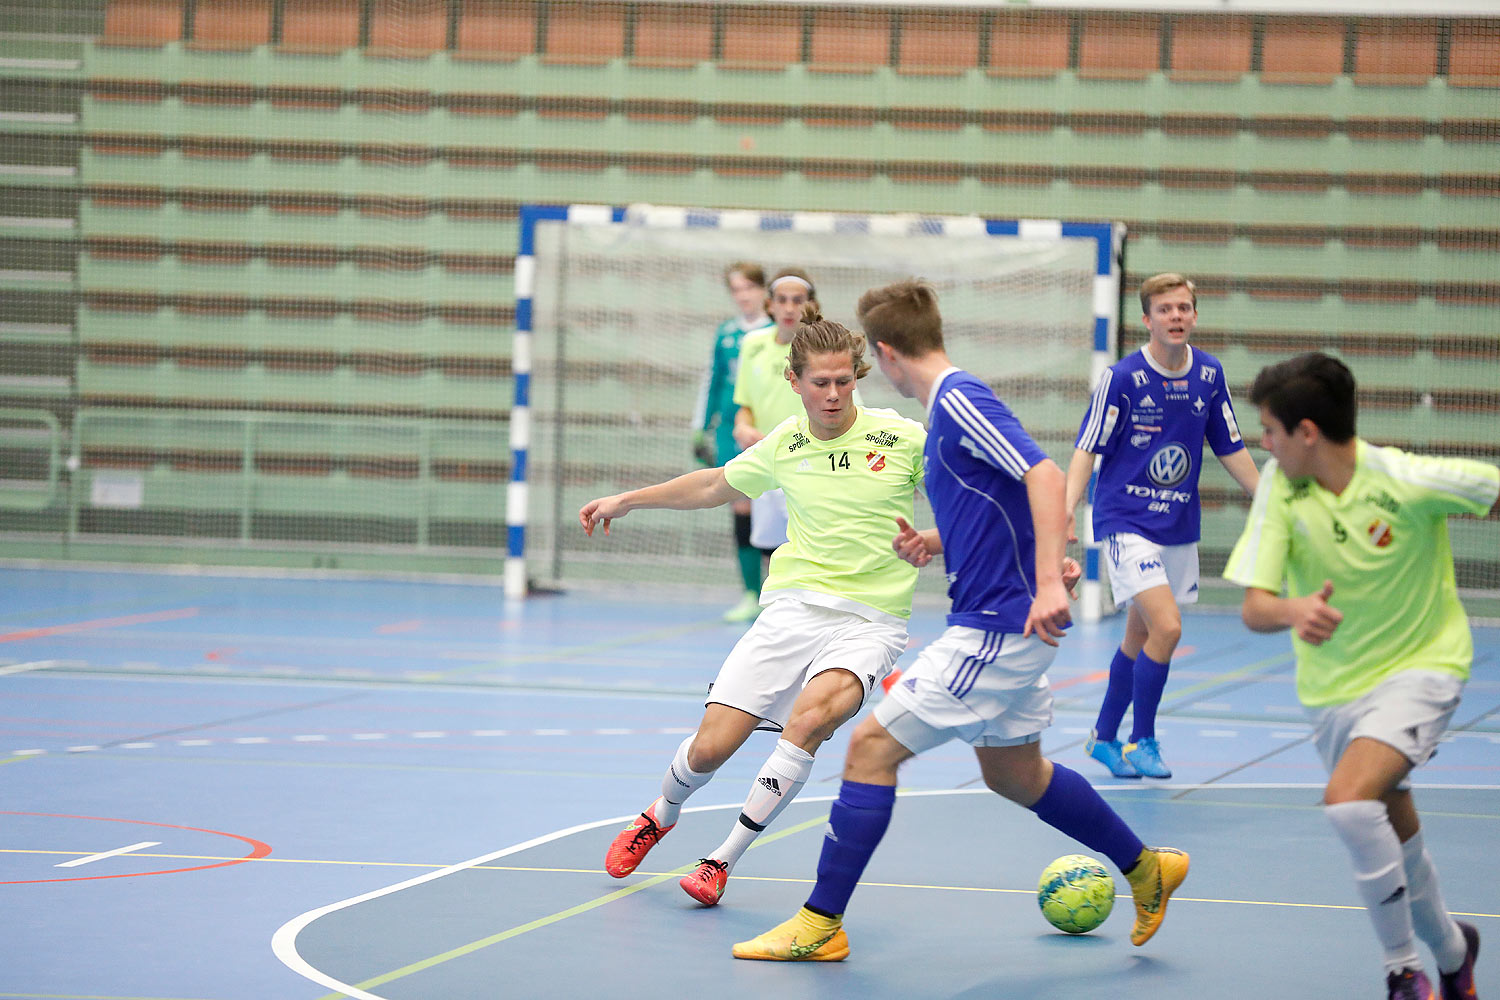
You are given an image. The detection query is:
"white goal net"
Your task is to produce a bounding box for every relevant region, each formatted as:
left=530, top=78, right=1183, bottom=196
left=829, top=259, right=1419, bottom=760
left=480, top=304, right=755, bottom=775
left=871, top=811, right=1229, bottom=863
left=515, top=205, right=1121, bottom=609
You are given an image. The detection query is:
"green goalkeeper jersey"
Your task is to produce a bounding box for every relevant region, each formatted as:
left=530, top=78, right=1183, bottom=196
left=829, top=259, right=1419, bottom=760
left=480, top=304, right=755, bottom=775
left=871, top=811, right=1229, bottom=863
left=1224, top=439, right=1499, bottom=707
left=724, top=406, right=927, bottom=625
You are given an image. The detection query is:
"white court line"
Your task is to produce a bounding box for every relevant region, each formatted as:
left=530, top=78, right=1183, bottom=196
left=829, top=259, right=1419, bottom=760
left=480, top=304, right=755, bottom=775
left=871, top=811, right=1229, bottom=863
left=0, top=660, right=58, bottom=677
left=276, top=782, right=1453, bottom=998
left=56, top=840, right=161, bottom=868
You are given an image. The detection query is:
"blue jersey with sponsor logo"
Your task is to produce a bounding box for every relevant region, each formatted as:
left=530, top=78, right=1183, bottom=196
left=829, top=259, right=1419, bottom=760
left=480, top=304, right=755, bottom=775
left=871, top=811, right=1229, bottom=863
left=1075, top=346, right=1246, bottom=545
left=926, top=368, right=1050, bottom=631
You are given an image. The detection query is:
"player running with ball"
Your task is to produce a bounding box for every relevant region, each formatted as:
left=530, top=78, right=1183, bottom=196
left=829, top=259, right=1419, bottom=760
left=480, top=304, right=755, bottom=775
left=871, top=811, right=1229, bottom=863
left=734, top=280, right=1189, bottom=963
left=581, top=305, right=925, bottom=907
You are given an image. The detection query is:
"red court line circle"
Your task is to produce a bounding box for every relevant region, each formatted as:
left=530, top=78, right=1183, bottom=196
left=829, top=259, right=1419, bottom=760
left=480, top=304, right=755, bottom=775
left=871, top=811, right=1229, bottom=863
left=1, top=811, right=271, bottom=885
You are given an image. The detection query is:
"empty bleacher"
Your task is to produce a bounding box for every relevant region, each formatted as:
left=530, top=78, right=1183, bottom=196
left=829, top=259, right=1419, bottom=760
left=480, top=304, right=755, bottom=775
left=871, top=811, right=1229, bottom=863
left=0, top=0, right=1493, bottom=582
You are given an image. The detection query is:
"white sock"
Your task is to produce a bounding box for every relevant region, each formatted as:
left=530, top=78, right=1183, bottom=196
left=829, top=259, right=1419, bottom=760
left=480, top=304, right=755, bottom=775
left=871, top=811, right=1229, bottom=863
left=1326, top=800, right=1421, bottom=973
left=654, top=734, right=714, bottom=827
left=1401, top=830, right=1468, bottom=973
left=707, top=739, right=815, bottom=870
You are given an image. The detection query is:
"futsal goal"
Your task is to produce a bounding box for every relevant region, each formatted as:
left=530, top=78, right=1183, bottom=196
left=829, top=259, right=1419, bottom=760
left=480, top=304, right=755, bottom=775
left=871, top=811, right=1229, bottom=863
left=511, top=204, right=1124, bottom=620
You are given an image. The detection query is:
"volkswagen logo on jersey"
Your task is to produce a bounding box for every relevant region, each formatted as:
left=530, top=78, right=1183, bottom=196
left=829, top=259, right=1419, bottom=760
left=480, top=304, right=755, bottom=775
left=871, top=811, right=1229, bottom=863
left=1148, top=443, right=1192, bottom=487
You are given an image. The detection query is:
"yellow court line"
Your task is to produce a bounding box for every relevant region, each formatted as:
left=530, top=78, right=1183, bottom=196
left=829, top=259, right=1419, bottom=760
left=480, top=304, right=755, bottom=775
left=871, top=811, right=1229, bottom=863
left=1162, top=651, right=1295, bottom=703
left=10, top=845, right=1498, bottom=922
left=318, top=812, right=833, bottom=999
left=11, top=845, right=1500, bottom=920
left=301, top=802, right=1500, bottom=999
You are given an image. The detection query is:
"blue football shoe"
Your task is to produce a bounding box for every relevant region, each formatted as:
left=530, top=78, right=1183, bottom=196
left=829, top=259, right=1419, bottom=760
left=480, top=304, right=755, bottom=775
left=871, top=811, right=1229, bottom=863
left=1086, top=729, right=1140, bottom=779
left=1122, top=737, right=1172, bottom=779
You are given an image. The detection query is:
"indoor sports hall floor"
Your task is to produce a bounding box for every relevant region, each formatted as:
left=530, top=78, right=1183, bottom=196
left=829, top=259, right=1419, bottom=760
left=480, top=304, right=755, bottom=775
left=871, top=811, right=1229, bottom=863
left=2, top=565, right=1496, bottom=1000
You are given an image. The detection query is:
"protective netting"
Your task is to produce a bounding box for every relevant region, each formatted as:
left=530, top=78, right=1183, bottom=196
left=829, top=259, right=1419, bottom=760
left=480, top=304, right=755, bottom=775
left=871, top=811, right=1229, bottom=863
left=0, top=1, right=1494, bottom=610
left=524, top=211, right=1102, bottom=597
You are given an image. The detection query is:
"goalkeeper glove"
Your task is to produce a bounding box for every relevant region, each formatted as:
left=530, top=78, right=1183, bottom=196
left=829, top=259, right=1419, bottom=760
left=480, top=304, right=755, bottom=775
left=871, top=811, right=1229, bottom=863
left=692, top=431, right=715, bottom=467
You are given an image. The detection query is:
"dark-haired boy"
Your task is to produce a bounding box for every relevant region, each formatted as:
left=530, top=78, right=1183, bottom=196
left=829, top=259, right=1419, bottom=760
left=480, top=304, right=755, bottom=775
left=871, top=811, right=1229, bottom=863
left=1226, top=351, right=1496, bottom=1000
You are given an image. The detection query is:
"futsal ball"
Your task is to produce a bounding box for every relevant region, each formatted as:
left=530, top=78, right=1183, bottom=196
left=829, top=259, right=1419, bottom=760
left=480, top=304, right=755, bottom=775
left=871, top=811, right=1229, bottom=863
left=1037, top=854, right=1115, bottom=934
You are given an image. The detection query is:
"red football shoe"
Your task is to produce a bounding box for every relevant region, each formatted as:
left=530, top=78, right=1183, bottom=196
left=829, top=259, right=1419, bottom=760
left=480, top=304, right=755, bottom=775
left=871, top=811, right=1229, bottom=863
left=604, top=802, right=675, bottom=878
left=680, top=858, right=729, bottom=905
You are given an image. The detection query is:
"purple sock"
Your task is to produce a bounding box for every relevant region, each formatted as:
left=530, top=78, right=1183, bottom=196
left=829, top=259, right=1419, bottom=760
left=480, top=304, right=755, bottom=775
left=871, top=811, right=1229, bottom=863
left=1029, top=763, right=1145, bottom=872
left=1093, top=647, right=1135, bottom=742
left=1128, top=651, right=1170, bottom=742
left=805, top=780, right=896, bottom=917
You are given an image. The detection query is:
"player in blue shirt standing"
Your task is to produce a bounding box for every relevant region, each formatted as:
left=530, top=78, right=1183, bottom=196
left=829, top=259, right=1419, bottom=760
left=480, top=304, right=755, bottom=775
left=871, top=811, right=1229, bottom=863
left=1064, top=273, right=1260, bottom=779
left=733, top=279, right=1189, bottom=962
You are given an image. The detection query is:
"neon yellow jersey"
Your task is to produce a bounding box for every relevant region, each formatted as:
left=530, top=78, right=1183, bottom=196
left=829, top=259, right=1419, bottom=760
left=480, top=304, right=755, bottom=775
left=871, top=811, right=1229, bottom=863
left=732, top=329, right=804, bottom=434
left=725, top=406, right=927, bottom=625
left=1224, top=439, right=1499, bottom=707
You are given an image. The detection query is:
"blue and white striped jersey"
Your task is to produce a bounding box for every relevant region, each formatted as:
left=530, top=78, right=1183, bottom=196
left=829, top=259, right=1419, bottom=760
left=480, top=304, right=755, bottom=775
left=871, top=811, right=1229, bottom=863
left=1075, top=345, right=1246, bottom=546
left=925, top=368, right=1050, bottom=631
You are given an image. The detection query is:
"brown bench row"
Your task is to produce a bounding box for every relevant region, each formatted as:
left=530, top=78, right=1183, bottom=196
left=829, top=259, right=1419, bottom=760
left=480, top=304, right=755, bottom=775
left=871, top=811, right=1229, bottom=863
left=98, top=0, right=1500, bottom=86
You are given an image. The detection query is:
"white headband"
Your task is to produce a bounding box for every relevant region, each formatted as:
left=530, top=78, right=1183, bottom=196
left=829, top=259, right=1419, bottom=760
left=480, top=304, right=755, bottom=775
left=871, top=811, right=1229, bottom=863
left=769, top=275, right=813, bottom=295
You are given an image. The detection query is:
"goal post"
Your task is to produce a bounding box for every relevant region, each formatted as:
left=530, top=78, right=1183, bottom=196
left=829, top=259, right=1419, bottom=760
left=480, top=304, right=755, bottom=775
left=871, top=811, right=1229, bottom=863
left=509, top=204, right=1124, bottom=620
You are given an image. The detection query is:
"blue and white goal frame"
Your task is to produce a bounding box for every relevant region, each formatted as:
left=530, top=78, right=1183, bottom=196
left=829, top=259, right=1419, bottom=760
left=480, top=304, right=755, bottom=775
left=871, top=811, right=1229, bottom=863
left=508, top=204, right=1124, bottom=621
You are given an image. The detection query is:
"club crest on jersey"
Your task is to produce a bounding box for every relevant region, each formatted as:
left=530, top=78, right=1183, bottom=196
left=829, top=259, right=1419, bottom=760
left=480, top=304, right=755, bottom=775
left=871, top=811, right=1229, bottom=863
left=1148, top=443, right=1192, bottom=487
left=1367, top=519, right=1394, bottom=547
left=866, top=451, right=886, bottom=472
left=1192, top=397, right=1206, bottom=414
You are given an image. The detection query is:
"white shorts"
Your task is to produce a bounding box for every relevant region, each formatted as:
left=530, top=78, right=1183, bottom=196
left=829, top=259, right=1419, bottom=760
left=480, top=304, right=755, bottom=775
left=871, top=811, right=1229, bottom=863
left=1103, top=532, right=1199, bottom=607
left=749, top=488, right=789, bottom=549
left=1310, top=669, right=1463, bottom=790
left=874, top=626, right=1055, bottom=753
left=707, top=598, right=907, bottom=731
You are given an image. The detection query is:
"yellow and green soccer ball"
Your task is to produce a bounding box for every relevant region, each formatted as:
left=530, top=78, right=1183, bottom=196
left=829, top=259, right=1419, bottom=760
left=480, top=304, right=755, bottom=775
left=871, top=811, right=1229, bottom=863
left=1037, top=854, right=1115, bottom=934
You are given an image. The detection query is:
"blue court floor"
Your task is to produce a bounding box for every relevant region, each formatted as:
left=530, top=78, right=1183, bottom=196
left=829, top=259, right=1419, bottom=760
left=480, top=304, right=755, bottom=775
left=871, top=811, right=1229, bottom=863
left=0, top=565, right=1496, bottom=1000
